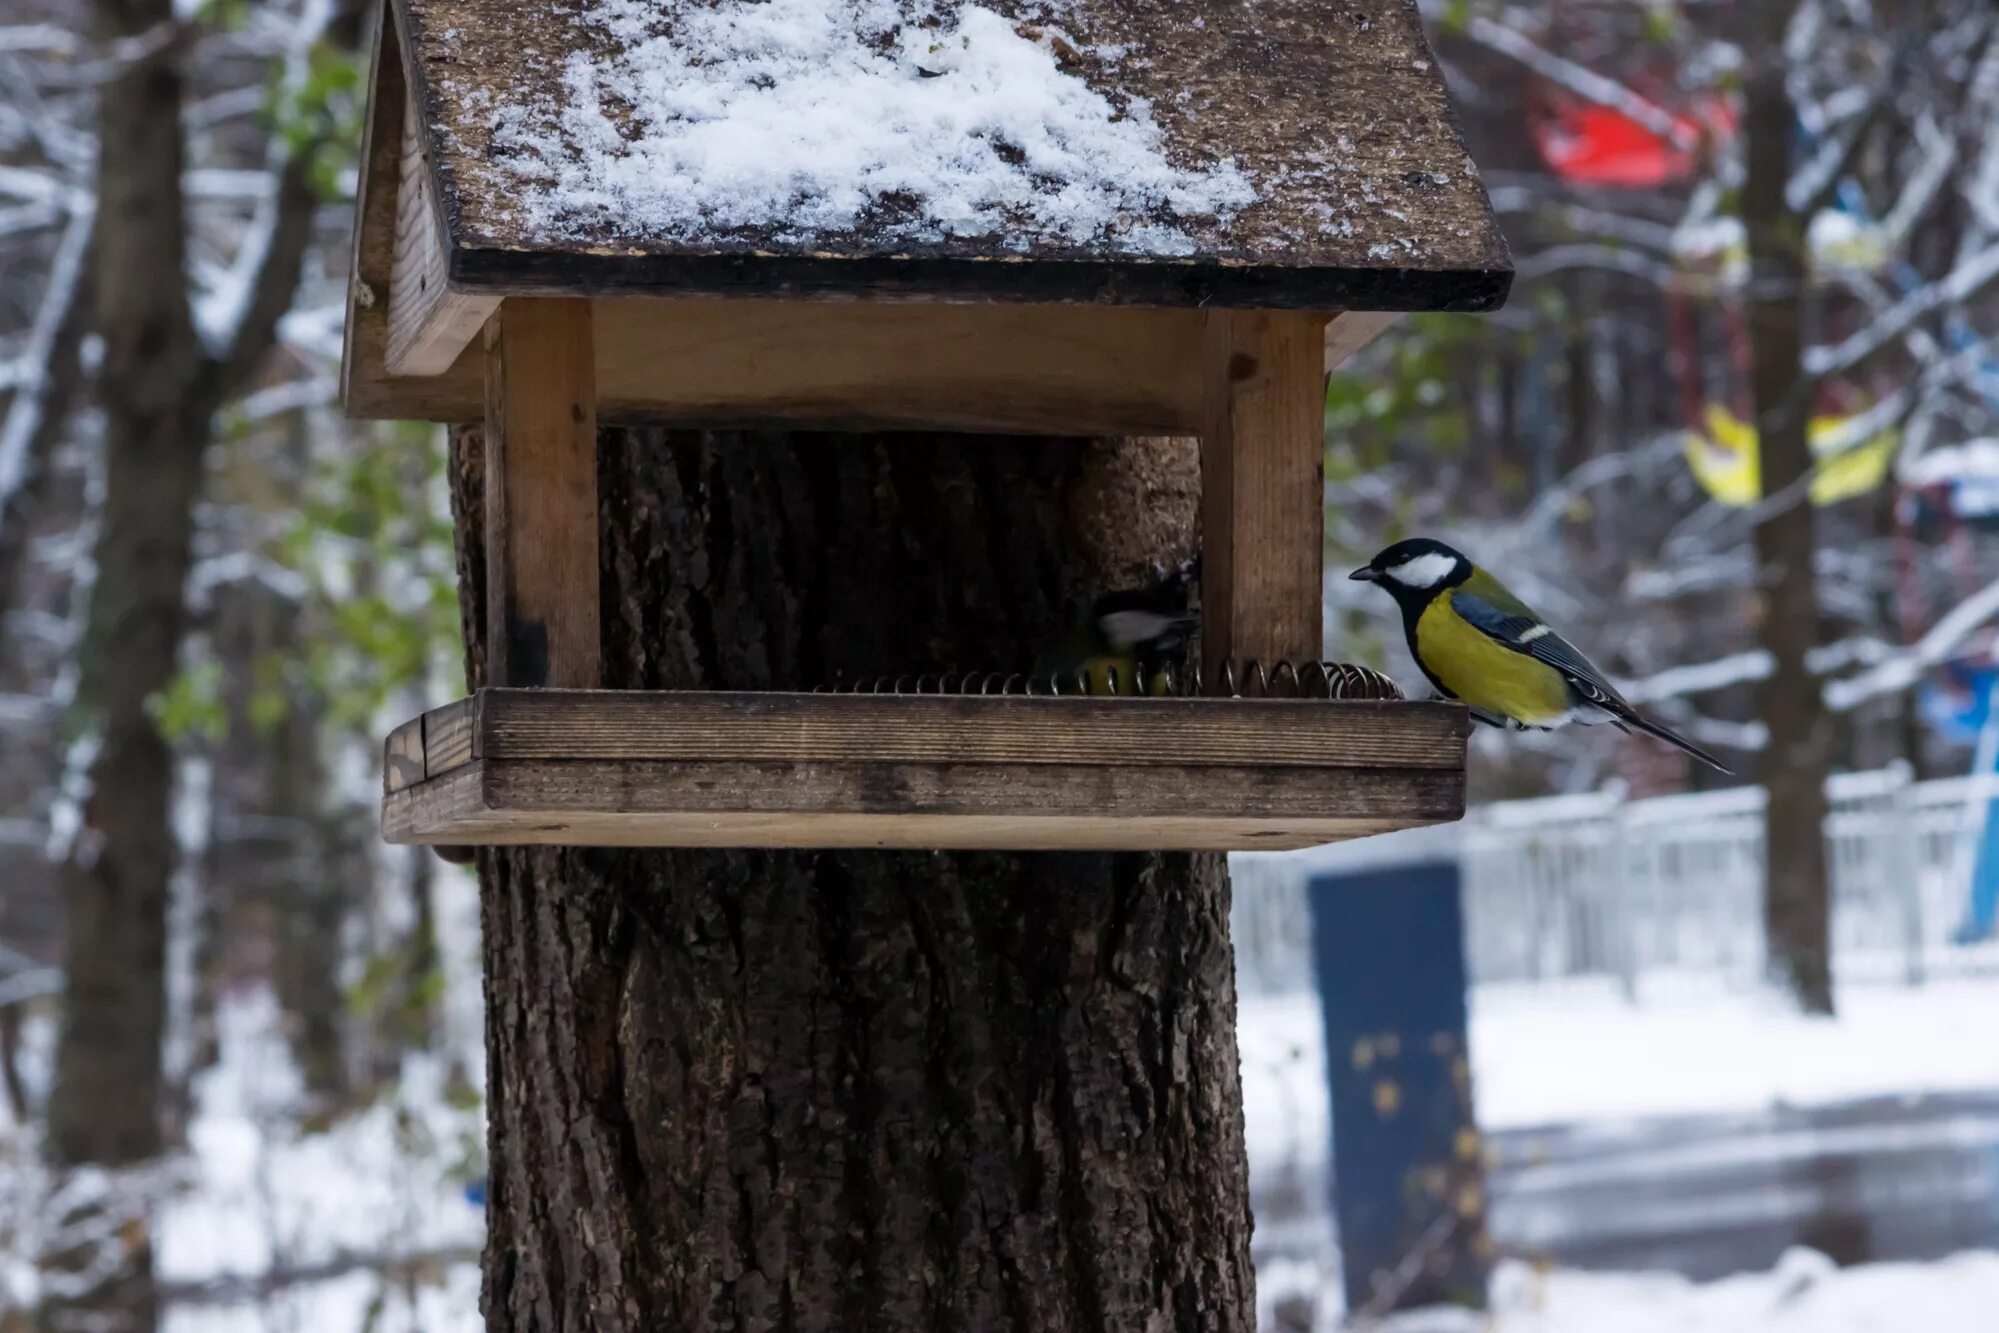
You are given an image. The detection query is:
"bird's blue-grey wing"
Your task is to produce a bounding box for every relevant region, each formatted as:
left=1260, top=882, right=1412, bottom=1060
left=1448, top=590, right=1629, bottom=710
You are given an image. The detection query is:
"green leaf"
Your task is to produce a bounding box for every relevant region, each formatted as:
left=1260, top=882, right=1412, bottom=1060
left=150, top=660, right=227, bottom=745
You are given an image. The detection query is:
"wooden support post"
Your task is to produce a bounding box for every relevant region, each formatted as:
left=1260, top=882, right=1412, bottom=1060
left=1201, top=310, right=1329, bottom=681
left=483, top=299, right=601, bottom=689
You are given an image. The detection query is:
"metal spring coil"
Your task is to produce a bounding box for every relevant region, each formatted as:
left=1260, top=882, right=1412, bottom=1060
left=814, top=658, right=1403, bottom=701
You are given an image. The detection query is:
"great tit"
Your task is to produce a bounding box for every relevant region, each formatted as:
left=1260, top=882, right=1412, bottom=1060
left=1035, top=588, right=1197, bottom=697
left=1350, top=537, right=1730, bottom=773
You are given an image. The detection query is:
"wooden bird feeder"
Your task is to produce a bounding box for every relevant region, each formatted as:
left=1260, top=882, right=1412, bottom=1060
left=349, top=0, right=1510, bottom=852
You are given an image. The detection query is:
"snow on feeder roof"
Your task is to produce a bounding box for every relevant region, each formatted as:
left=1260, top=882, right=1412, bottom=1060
left=352, top=1, right=1507, bottom=851
left=381, top=0, right=1509, bottom=308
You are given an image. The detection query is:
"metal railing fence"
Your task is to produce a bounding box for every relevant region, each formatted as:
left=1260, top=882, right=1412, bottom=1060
left=1230, top=766, right=1999, bottom=996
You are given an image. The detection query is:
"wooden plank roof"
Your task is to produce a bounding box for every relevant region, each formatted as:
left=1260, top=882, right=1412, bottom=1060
left=386, top=0, right=1511, bottom=308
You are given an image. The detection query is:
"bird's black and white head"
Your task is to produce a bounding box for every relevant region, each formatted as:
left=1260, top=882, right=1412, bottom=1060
left=1091, top=589, right=1197, bottom=655
left=1348, top=538, right=1472, bottom=606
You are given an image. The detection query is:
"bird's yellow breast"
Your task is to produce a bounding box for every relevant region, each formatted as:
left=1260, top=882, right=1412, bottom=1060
left=1415, top=599, right=1572, bottom=723
left=1077, top=654, right=1154, bottom=697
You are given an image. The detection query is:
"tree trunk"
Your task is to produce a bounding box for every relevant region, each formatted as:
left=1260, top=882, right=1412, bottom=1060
left=40, top=8, right=203, bottom=1327
left=450, top=424, right=1255, bottom=1332
left=1743, top=3, right=1835, bottom=1015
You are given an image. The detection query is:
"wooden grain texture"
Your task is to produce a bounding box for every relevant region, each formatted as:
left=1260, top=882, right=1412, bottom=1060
left=350, top=296, right=1214, bottom=429
left=340, top=0, right=399, bottom=407
left=483, top=300, right=601, bottom=689
left=383, top=716, right=425, bottom=794
left=380, top=758, right=1464, bottom=850
left=1201, top=310, right=1328, bottom=677
left=386, top=95, right=498, bottom=375
left=422, top=696, right=477, bottom=775
left=376, top=689, right=1468, bottom=849
left=471, top=689, right=1466, bottom=768
left=341, top=1, right=490, bottom=419
left=345, top=4, right=464, bottom=417
left=589, top=299, right=1206, bottom=434
left=377, top=0, right=1510, bottom=309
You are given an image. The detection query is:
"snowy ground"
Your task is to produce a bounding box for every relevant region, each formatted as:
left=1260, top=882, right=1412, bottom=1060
left=0, top=993, right=486, bottom=1332
left=1240, top=975, right=1999, bottom=1172
left=160, top=997, right=483, bottom=1286
left=1260, top=1248, right=1999, bottom=1333
left=6, top=974, right=1998, bottom=1328
left=164, top=1266, right=481, bottom=1333
left=1245, top=974, right=1999, bottom=1328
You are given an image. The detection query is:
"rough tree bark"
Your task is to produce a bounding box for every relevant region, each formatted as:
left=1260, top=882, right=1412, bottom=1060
left=448, top=423, right=1256, bottom=1332
left=1742, top=1, right=1835, bottom=1014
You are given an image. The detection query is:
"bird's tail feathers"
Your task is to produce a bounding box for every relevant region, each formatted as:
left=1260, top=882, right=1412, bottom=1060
left=1620, top=709, right=1733, bottom=775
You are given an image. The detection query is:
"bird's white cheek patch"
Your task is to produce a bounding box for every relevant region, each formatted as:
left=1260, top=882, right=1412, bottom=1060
left=1099, top=609, right=1179, bottom=650
left=1388, top=552, right=1460, bottom=588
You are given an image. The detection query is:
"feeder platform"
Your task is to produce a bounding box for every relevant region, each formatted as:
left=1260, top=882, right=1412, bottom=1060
left=383, top=690, right=1469, bottom=851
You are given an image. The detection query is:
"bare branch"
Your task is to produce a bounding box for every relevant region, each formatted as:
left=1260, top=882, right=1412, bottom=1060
left=1497, top=432, right=1685, bottom=557
left=205, top=151, right=322, bottom=402
left=1432, top=8, right=1697, bottom=150
left=201, top=0, right=361, bottom=400
left=1484, top=189, right=1681, bottom=251
left=1514, top=244, right=1683, bottom=288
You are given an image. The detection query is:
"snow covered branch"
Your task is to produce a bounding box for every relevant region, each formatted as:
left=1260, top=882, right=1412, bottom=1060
left=0, top=205, right=92, bottom=610
left=1804, top=242, right=1999, bottom=379
left=1824, top=576, right=1999, bottom=710
left=1615, top=574, right=1999, bottom=720
left=0, top=25, right=80, bottom=58
left=1500, top=433, right=1685, bottom=558
left=1787, top=89, right=1884, bottom=215
left=1617, top=636, right=1894, bottom=708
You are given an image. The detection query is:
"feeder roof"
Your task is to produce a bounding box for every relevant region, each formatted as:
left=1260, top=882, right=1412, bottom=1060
left=387, top=0, right=1510, bottom=308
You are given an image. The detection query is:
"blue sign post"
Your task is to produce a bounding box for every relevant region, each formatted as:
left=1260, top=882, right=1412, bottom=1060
left=1920, top=662, right=1999, bottom=943
left=1309, top=857, right=1488, bottom=1317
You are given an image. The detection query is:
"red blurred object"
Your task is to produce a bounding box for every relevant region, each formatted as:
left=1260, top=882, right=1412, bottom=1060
left=1533, top=99, right=1732, bottom=187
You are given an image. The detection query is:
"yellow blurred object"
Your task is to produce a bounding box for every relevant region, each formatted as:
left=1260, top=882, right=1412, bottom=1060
left=1683, top=403, right=1896, bottom=507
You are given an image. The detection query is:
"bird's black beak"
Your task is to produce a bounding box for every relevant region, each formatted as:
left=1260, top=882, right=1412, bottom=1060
left=1348, top=566, right=1379, bottom=582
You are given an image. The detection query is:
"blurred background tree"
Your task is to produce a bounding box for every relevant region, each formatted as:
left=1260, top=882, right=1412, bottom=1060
left=0, top=0, right=1996, bottom=1327
left=1332, top=0, right=1999, bottom=1014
